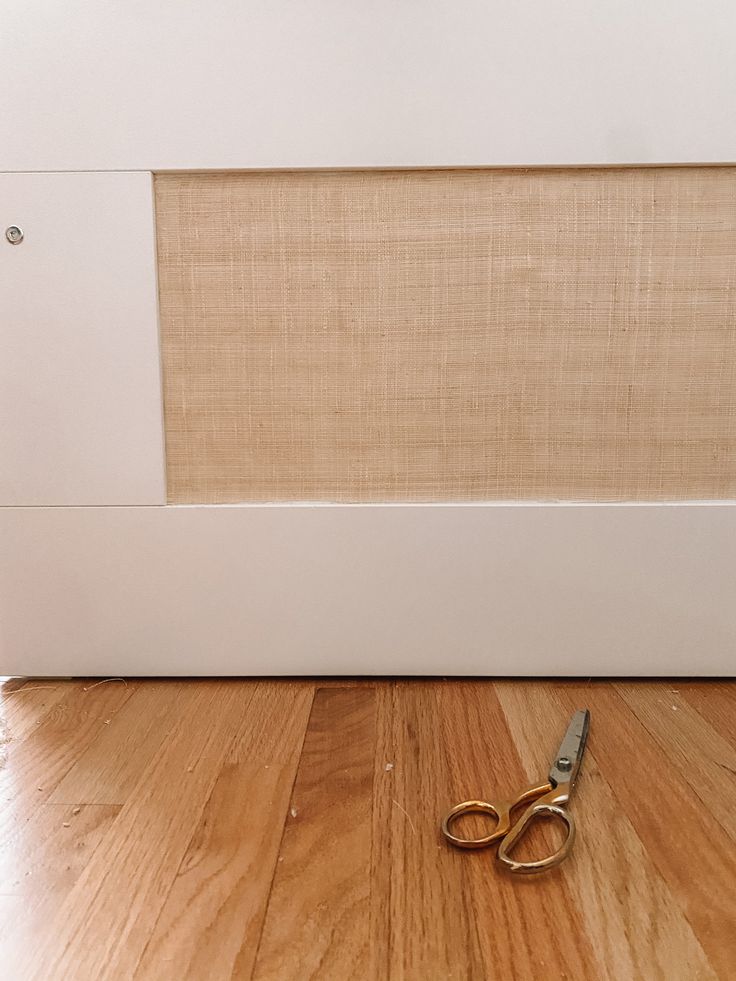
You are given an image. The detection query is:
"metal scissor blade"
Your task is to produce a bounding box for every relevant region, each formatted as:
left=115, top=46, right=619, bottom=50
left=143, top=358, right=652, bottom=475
left=548, top=709, right=590, bottom=791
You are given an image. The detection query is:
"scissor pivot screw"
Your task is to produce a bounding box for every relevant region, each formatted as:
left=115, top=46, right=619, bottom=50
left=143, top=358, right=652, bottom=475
left=556, top=757, right=572, bottom=771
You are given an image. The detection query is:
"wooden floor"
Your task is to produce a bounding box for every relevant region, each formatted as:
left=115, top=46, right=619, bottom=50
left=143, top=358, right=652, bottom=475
left=0, top=678, right=734, bottom=980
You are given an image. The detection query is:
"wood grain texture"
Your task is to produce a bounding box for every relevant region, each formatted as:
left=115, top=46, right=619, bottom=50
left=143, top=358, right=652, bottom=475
left=1, top=677, right=734, bottom=980
left=551, top=681, right=736, bottom=979
left=25, top=682, right=256, bottom=981
left=434, top=681, right=600, bottom=979
left=678, top=680, right=736, bottom=750
left=156, top=167, right=736, bottom=503
left=496, top=681, right=716, bottom=980
left=253, top=687, right=376, bottom=981
left=0, top=804, right=120, bottom=979
left=0, top=681, right=81, bottom=743
left=48, top=681, right=189, bottom=806
left=615, top=681, right=736, bottom=843
left=135, top=683, right=314, bottom=981
left=0, top=679, right=136, bottom=841
left=369, top=682, right=487, bottom=979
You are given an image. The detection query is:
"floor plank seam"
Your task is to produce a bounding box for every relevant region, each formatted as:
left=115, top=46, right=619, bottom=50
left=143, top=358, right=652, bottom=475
left=249, top=684, right=317, bottom=979
left=613, top=683, right=736, bottom=840
left=548, top=684, right=727, bottom=980
left=131, top=686, right=264, bottom=977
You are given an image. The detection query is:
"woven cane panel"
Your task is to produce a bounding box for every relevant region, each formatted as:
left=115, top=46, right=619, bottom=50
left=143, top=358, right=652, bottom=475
left=155, top=168, right=736, bottom=502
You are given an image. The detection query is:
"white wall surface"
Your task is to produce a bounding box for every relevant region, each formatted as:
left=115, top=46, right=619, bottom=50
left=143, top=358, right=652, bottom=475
left=1, top=1, right=735, bottom=171
left=0, top=172, right=165, bottom=505
left=1, top=504, right=733, bottom=677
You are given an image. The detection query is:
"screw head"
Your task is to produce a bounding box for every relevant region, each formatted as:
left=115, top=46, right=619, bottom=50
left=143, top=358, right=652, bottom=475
left=556, top=756, right=572, bottom=771
left=5, top=225, right=23, bottom=244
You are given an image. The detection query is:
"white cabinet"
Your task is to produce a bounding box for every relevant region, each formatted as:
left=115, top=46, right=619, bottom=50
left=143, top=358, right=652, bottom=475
left=1, top=7, right=735, bottom=675
left=1, top=1, right=735, bottom=170
left=0, top=172, right=165, bottom=506
left=2, top=504, right=734, bottom=677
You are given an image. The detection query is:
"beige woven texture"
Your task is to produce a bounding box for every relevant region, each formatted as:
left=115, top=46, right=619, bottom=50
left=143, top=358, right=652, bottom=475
left=155, top=168, right=736, bottom=503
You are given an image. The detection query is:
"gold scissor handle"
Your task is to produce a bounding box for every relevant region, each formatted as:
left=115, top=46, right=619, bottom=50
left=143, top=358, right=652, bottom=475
left=441, top=780, right=552, bottom=849
left=496, top=788, right=576, bottom=875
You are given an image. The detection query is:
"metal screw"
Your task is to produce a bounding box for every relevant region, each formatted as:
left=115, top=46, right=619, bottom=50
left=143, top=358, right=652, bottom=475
left=5, top=225, right=23, bottom=244
left=556, top=756, right=572, bottom=771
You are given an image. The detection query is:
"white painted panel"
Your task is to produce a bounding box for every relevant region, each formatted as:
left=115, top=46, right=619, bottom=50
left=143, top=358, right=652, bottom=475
left=1, top=2, right=735, bottom=171
left=1, top=504, right=734, bottom=677
left=0, top=172, right=165, bottom=505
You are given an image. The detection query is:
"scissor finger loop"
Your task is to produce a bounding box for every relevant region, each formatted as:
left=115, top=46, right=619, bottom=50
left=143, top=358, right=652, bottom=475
left=441, top=799, right=510, bottom=848
left=497, top=799, right=576, bottom=875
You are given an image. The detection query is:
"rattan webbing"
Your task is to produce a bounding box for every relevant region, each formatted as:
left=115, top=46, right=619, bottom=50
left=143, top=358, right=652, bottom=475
left=155, top=168, right=736, bottom=502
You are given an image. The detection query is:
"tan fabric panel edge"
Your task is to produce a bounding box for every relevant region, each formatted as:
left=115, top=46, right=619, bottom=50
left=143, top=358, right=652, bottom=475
left=155, top=167, right=736, bottom=503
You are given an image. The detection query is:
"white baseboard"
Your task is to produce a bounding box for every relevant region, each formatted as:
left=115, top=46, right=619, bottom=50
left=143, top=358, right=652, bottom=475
left=1, top=503, right=734, bottom=677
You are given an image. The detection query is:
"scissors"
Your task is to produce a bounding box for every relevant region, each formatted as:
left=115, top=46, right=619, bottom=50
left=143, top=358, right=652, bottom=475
left=441, top=709, right=590, bottom=875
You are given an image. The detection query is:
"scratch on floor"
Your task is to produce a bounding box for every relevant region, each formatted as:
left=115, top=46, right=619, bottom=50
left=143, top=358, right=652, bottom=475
left=0, top=717, right=9, bottom=770
left=83, top=678, right=128, bottom=691
left=1, top=686, right=58, bottom=696
left=391, top=798, right=417, bottom=835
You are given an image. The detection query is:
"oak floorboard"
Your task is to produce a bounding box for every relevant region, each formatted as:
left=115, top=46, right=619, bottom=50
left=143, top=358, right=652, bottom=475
left=0, top=679, right=84, bottom=744
left=252, top=687, right=376, bottom=981
left=49, top=681, right=191, bottom=806
left=677, top=680, right=736, bottom=750
left=0, top=678, right=732, bottom=980
left=615, top=681, right=736, bottom=843
left=497, top=681, right=716, bottom=981
left=25, top=681, right=256, bottom=981
left=0, top=803, right=120, bottom=978
left=370, top=681, right=487, bottom=980
left=134, top=682, right=314, bottom=981
left=436, top=681, right=601, bottom=981
left=0, top=681, right=136, bottom=803
left=551, top=681, right=736, bottom=979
